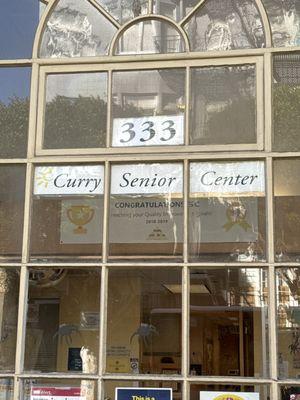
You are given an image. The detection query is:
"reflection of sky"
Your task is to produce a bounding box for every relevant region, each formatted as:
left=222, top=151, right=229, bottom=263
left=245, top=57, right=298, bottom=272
left=0, top=0, right=40, bottom=59
left=0, top=68, right=31, bottom=104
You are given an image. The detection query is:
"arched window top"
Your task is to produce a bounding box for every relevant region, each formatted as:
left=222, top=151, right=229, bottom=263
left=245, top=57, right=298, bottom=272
left=35, top=0, right=275, bottom=58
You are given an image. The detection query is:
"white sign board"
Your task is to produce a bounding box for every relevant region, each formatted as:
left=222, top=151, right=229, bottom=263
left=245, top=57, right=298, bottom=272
left=190, top=161, right=265, bottom=196
left=112, top=115, right=184, bottom=147
left=111, top=163, right=183, bottom=195
left=199, top=392, right=259, bottom=400
left=34, top=166, right=104, bottom=195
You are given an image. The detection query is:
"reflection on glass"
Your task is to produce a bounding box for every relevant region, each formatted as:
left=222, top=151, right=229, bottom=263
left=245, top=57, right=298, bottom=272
left=184, top=0, right=265, bottom=52
left=109, top=163, right=183, bottom=261
left=153, top=0, right=200, bottom=22
left=0, top=68, right=30, bottom=157
left=189, top=161, right=266, bottom=262
left=43, top=73, right=107, bottom=149
left=24, top=268, right=100, bottom=373
left=276, top=268, right=300, bottom=379
left=273, top=53, right=300, bottom=151
left=281, top=386, right=300, bottom=399
left=115, top=20, right=185, bottom=54
left=96, top=0, right=148, bottom=23
left=274, top=159, right=300, bottom=262
left=107, top=268, right=181, bottom=374
left=112, top=69, right=185, bottom=147
left=0, top=269, right=19, bottom=372
left=190, top=268, right=268, bottom=377
left=24, top=379, right=97, bottom=400
left=30, top=165, right=103, bottom=262
left=0, top=0, right=39, bottom=59
left=0, top=166, right=26, bottom=261
left=190, top=384, right=269, bottom=400
left=0, top=379, right=13, bottom=400
left=39, top=0, right=117, bottom=58
left=190, top=65, right=256, bottom=145
left=105, top=381, right=182, bottom=400
left=263, top=0, right=300, bottom=47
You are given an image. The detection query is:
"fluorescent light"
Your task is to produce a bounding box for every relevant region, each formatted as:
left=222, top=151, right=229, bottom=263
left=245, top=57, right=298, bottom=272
left=163, top=284, right=210, bottom=294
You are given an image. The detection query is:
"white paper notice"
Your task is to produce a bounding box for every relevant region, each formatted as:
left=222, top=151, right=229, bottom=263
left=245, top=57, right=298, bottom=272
left=190, top=161, right=265, bottom=197
left=112, top=115, right=184, bottom=147
left=111, top=163, right=183, bottom=195
left=199, top=392, right=259, bottom=400
left=34, top=166, right=104, bottom=195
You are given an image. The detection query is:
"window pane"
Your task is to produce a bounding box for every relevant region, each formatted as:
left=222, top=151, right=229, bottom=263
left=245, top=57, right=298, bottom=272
left=109, top=163, right=183, bottom=261
left=115, top=20, right=185, bottom=55
left=30, top=165, right=104, bottom=262
left=281, top=386, right=300, bottom=399
left=190, top=268, right=268, bottom=377
left=24, top=268, right=100, bottom=373
left=189, top=161, right=266, bottom=262
left=0, top=268, right=20, bottom=372
left=0, top=379, right=13, bottom=400
left=276, top=268, right=300, bottom=379
left=24, top=379, right=97, bottom=400
left=153, top=0, right=200, bottom=22
left=0, top=68, right=30, bottom=157
left=184, top=0, right=265, bottom=52
left=191, top=384, right=269, bottom=400
left=112, top=69, right=185, bottom=147
left=273, top=53, right=300, bottom=151
left=96, top=0, right=148, bottom=24
left=39, top=0, right=117, bottom=58
left=43, top=73, right=107, bottom=149
left=105, top=381, right=182, bottom=400
left=0, top=0, right=39, bottom=59
left=262, top=0, right=300, bottom=47
left=0, top=166, right=26, bottom=261
left=190, top=65, right=256, bottom=145
left=107, top=268, right=181, bottom=374
left=274, top=159, right=300, bottom=262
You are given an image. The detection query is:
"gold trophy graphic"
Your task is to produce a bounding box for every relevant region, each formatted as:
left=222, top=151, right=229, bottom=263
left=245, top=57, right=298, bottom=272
left=67, top=205, right=95, bottom=234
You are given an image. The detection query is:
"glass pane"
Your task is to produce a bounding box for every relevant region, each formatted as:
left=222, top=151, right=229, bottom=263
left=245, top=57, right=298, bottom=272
left=274, top=159, right=300, bottom=262
left=24, top=268, right=100, bottom=373
left=0, top=379, right=14, bottom=400
left=277, top=268, right=300, bottom=379
left=0, top=268, right=20, bottom=372
left=43, top=72, right=107, bottom=149
left=191, top=384, right=269, bottom=400
left=112, top=69, right=185, bottom=147
left=273, top=53, right=300, bottom=152
left=0, top=166, right=26, bottom=262
left=189, top=161, right=266, bottom=262
left=190, top=65, right=256, bottom=145
left=30, top=165, right=104, bottom=262
left=24, top=379, right=97, bottom=400
left=190, top=268, right=268, bottom=377
left=184, top=0, right=265, bottom=52
left=153, top=0, right=200, bottom=22
left=39, top=0, right=117, bottom=58
left=109, top=163, right=183, bottom=261
left=0, top=0, right=39, bottom=59
left=105, top=381, right=182, bottom=400
left=0, top=68, right=30, bottom=157
left=262, top=0, right=300, bottom=47
left=107, top=267, right=181, bottom=374
left=281, top=386, right=300, bottom=399
left=115, top=20, right=185, bottom=55
left=96, top=0, right=148, bottom=24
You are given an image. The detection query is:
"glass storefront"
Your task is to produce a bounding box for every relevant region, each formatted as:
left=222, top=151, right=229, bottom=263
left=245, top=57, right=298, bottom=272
left=1, top=1, right=300, bottom=400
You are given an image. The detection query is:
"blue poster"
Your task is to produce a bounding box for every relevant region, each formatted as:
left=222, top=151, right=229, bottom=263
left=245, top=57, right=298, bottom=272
left=116, top=388, right=172, bottom=400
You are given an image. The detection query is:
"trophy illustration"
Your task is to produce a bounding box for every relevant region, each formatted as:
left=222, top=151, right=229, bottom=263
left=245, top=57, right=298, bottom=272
left=67, top=205, right=95, bottom=234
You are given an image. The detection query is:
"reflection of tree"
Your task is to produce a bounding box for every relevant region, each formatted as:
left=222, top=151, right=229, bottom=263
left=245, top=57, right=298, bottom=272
left=273, top=84, right=300, bottom=150
left=0, top=97, right=29, bottom=157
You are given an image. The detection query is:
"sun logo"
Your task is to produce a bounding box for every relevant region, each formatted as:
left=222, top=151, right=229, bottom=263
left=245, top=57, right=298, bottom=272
left=36, top=167, right=54, bottom=188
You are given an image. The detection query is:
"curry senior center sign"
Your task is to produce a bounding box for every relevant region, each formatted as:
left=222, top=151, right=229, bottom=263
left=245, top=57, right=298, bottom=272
left=199, top=393, right=259, bottom=400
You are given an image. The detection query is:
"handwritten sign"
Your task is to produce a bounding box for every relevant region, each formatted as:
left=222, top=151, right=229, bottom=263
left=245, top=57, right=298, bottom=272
left=112, top=115, right=184, bottom=147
